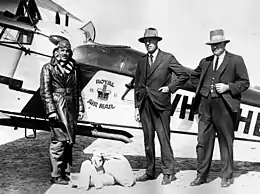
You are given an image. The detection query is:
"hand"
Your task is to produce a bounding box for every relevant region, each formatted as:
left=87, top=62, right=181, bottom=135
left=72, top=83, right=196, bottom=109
left=158, top=86, right=170, bottom=93
left=215, top=83, right=229, bottom=94
left=78, top=112, right=84, bottom=120
left=48, top=112, right=58, bottom=120
left=135, top=108, right=140, bottom=122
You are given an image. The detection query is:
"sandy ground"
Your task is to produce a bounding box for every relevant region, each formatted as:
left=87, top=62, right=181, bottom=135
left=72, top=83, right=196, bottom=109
left=0, top=126, right=34, bottom=146
left=1, top=126, right=260, bottom=194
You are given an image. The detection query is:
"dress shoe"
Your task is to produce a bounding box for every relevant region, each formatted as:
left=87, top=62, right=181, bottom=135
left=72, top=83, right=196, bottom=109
left=221, top=178, right=234, bottom=187
left=50, top=177, right=69, bottom=185
left=190, top=177, right=207, bottom=186
left=161, top=174, right=177, bottom=185
left=61, top=175, right=70, bottom=181
left=61, top=172, right=70, bottom=181
left=136, top=173, right=155, bottom=182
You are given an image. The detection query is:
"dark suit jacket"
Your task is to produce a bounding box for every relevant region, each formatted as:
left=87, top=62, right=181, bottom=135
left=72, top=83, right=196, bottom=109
left=191, top=51, right=250, bottom=113
left=134, top=49, right=190, bottom=111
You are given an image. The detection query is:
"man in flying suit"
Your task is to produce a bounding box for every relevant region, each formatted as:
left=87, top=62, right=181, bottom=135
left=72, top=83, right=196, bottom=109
left=40, top=39, right=85, bottom=185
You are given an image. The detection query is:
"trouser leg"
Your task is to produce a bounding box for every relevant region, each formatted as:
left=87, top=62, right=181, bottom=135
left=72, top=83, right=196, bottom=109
left=49, top=141, right=65, bottom=177
left=212, top=98, right=234, bottom=179
left=153, top=110, right=175, bottom=175
left=196, top=96, right=216, bottom=178
left=63, top=142, right=73, bottom=175
left=140, top=100, right=156, bottom=177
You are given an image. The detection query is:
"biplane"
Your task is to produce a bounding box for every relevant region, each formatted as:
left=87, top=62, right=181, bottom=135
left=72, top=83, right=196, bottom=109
left=1, top=0, right=260, bottom=144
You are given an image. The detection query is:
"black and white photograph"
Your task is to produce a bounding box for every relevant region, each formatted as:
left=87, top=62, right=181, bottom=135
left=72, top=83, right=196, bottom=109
left=1, top=0, right=260, bottom=193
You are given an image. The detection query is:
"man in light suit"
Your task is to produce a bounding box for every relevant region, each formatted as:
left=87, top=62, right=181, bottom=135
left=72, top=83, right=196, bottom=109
left=134, top=28, right=189, bottom=185
left=190, top=29, right=250, bottom=187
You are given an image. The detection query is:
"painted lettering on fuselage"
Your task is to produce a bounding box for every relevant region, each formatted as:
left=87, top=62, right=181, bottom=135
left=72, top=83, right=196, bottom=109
left=170, top=93, right=260, bottom=138
left=170, top=94, right=195, bottom=121
left=96, top=79, right=115, bottom=87
left=87, top=99, right=115, bottom=109
left=86, top=79, right=116, bottom=109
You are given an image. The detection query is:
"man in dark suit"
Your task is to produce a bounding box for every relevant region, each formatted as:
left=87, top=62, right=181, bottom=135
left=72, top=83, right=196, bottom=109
left=134, top=28, right=189, bottom=185
left=190, top=29, right=250, bottom=187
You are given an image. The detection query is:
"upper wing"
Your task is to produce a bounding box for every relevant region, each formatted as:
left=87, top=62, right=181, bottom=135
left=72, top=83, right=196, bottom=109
left=0, top=0, right=82, bottom=23
left=35, top=0, right=82, bottom=22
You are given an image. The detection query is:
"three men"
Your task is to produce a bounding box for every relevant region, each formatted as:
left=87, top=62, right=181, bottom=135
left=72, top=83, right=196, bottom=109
left=40, top=28, right=251, bottom=188
left=40, top=39, right=85, bottom=185
left=190, top=29, right=250, bottom=187
left=134, top=28, right=190, bottom=185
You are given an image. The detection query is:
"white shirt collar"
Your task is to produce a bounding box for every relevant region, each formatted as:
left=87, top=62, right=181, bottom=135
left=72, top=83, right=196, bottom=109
left=213, top=51, right=226, bottom=70
left=214, top=51, right=226, bottom=61
left=149, top=49, right=159, bottom=59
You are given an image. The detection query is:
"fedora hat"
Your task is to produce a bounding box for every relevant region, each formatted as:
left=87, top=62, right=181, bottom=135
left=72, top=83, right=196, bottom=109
left=138, top=28, right=162, bottom=43
left=206, top=29, right=230, bottom=45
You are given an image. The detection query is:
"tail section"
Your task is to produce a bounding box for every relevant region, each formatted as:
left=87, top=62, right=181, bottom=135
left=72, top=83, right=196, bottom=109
left=80, top=21, right=96, bottom=42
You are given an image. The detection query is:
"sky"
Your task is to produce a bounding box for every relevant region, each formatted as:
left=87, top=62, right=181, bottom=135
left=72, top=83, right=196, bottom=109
left=51, top=0, right=260, bottom=85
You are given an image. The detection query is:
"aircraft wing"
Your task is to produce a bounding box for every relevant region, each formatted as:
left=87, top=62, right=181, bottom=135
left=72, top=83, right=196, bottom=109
left=0, top=14, right=35, bottom=31
left=35, top=0, right=82, bottom=22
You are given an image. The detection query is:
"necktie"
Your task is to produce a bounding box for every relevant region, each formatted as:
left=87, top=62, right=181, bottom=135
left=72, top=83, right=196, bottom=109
left=214, top=56, right=219, bottom=71
left=148, top=54, right=153, bottom=66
